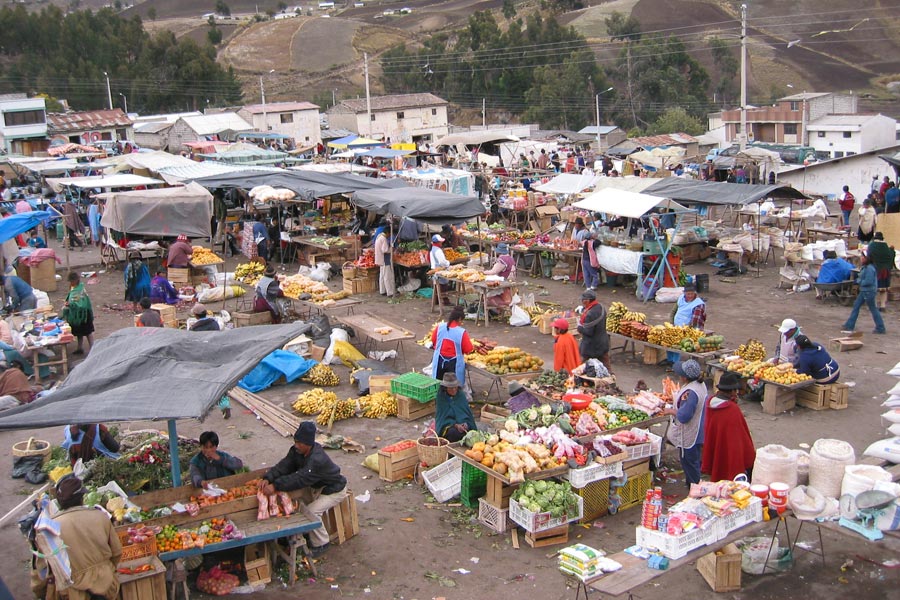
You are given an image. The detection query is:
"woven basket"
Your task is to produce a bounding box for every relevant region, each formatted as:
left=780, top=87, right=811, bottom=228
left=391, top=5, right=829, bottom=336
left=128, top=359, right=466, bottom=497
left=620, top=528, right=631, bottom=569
left=342, top=261, right=357, bottom=279
left=13, top=437, right=51, bottom=464
left=417, top=430, right=450, bottom=467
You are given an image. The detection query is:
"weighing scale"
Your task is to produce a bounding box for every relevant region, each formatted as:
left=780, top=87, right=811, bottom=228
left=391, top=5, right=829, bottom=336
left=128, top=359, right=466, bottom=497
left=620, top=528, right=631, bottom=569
left=838, top=490, right=898, bottom=541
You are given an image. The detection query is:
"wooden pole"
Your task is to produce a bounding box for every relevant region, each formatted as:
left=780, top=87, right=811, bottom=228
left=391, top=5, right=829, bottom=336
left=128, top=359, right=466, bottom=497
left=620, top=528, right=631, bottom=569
left=167, top=419, right=182, bottom=487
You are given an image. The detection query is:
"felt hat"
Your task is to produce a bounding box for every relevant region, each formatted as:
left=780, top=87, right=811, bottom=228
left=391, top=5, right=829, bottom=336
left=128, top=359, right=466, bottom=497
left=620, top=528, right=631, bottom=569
left=264, top=265, right=277, bottom=277
left=56, top=475, right=86, bottom=506
left=778, top=318, right=797, bottom=334
left=574, top=217, right=585, bottom=226
left=717, top=371, right=743, bottom=391
left=581, top=289, right=596, bottom=301
left=191, top=303, right=208, bottom=316
left=441, top=372, right=459, bottom=388
left=508, top=380, right=525, bottom=395
left=293, top=421, right=316, bottom=445
left=432, top=234, right=445, bottom=243
left=552, top=318, right=569, bottom=332
left=673, top=359, right=701, bottom=381
left=496, top=243, right=510, bottom=255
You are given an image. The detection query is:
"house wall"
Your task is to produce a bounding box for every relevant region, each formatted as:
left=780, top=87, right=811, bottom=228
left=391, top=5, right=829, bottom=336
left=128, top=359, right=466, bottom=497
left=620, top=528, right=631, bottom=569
left=238, top=108, right=322, bottom=145
left=0, top=97, right=47, bottom=154
left=353, top=105, right=449, bottom=143
left=168, top=120, right=200, bottom=151
left=777, top=152, right=895, bottom=197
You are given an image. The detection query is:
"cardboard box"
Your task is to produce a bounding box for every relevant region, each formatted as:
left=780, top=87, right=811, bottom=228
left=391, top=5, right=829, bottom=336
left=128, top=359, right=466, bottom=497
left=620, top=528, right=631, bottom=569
left=19, top=260, right=57, bottom=292
left=697, top=543, right=742, bottom=592
left=244, top=543, right=271, bottom=585
left=534, top=205, right=560, bottom=231
left=377, top=440, right=419, bottom=482
left=829, top=334, right=863, bottom=352
left=310, top=345, right=326, bottom=362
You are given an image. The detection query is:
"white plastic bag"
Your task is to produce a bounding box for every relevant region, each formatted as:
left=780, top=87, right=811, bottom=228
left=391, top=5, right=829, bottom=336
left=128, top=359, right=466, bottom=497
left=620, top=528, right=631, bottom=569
left=654, top=287, right=683, bottom=303
left=509, top=305, right=530, bottom=327
left=883, top=410, right=900, bottom=424
left=841, top=464, right=893, bottom=497
left=323, top=328, right=349, bottom=365
left=308, top=263, right=331, bottom=283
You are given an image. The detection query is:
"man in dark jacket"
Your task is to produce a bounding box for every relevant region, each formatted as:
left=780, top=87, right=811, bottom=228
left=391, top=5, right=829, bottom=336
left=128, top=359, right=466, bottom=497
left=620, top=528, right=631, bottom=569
left=260, top=422, right=347, bottom=556
left=576, top=290, right=610, bottom=368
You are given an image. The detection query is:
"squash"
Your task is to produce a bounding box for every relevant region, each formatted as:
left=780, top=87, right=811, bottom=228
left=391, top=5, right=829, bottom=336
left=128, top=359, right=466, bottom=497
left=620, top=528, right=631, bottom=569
left=493, top=462, right=508, bottom=475
left=470, top=450, right=484, bottom=463
left=464, top=449, right=480, bottom=460
left=472, top=441, right=486, bottom=453
left=481, top=453, right=494, bottom=468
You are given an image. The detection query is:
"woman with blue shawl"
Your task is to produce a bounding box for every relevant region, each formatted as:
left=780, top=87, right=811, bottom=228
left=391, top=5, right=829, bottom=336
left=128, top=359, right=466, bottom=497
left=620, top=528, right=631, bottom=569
left=123, top=251, right=151, bottom=309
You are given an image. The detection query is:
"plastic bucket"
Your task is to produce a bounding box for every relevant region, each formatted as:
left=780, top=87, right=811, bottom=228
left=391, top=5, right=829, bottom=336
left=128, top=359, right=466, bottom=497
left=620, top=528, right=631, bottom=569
left=769, top=482, right=790, bottom=512
left=750, top=484, right=769, bottom=507
left=695, top=274, right=709, bottom=294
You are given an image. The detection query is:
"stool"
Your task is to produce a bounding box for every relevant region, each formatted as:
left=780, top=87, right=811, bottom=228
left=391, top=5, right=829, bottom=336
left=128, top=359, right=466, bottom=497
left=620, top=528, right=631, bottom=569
left=790, top=519, right=827, bottom=566
left=762, top=513, right=793, bottom=574
left=271, top=534, right=318, bottom=585
left=167, top=558, right=190, bottom=600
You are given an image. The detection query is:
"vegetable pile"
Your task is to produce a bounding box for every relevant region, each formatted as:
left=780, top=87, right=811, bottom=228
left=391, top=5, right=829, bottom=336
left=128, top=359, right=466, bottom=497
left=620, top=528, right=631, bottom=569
left=512, top=480, right=580, bottom=519
left=196, top=566, right=240, bottom=596
left=466, top=346, right=544, bottom=374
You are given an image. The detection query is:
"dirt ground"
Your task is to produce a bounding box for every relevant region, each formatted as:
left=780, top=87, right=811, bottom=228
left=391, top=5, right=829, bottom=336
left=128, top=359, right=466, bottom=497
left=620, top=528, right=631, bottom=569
left=0, top=235, right=898, bottom=598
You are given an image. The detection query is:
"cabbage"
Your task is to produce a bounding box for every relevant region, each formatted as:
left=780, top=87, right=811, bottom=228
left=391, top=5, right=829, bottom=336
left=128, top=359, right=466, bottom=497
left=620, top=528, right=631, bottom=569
left=533, top=480, right=549, bottom=493
left=83, top=491, right=102, bottom=507
left=528, top=502, right=542, bottom=513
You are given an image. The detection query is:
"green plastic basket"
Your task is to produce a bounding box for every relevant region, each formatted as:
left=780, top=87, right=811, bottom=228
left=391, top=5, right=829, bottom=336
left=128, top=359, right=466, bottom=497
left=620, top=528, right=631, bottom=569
left=460, top=461, right=487, bottom=508
left=391, top=372, right=441, bottom=403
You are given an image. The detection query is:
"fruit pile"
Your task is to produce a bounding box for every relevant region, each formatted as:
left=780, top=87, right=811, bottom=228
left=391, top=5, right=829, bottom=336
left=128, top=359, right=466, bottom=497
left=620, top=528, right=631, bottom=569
left=443, top=248, right=468, bottom=261
left=358, top=391, right=398, bottom=418
left=280, top=273, right=330, bottom=300
left=354, top=250, right=376, bottom=268
left=235, top=262, right=266, bottom=285
left=736, top=339, right=766, bottom=361
left=191, top=247, right=222, bottom=265
left=647, top=324, right=703, bottom=348
left=725, top=358, right=812, bottom=384
left=467, top=346, right=544, bottom=374
left=316, top=398, right=356, bottom=426
left=435, top=266, right=485, bottom=282
left=189, top=479, right=260, bottom=508
left=607, top=302, right=647, bottom=332
left=293, top=389, right=339, bottom=414
left=302, top=364, right=340, bottom=386
left=695, top=335, right=725, bottom=352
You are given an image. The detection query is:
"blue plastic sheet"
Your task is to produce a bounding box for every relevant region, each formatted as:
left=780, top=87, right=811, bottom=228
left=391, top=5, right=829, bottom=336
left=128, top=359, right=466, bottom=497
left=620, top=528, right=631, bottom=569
left=237, top=350, right=317, bottom=393
left=0, top=211, right=53, bottom=244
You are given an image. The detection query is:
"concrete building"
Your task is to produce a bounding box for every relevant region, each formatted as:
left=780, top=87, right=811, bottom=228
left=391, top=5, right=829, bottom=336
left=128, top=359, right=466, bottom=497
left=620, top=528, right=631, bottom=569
left=168, top=112, right=254, bottom=152
left=133, top=122, right=174, bottom=151
left=326, top=93, right=449, bottom=144
left=807, top=114, right=897, bottom=159
left=577, top=125, right=627, bottom=152
left=711, top=92, right=858, bottom=146
left=0, top=94, right=47, bottom=155
left=47, top=109, right=133, bottom=146
left=777, top=145, right=900, bottom=198
left=238, top=101, right=320, bottom=146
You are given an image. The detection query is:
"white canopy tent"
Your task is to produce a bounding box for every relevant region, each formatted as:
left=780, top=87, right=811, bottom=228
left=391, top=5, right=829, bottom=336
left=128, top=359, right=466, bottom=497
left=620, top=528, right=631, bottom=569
left=574, top=187, right=687, bottom=218
left=46, top=173, right=164, bottom=193
left=533, top=173, right=601, bottom=195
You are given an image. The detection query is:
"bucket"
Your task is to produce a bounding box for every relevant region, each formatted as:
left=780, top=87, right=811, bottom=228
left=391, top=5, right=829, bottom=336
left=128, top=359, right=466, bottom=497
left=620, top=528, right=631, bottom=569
left=750, top=484, right=769, bottom=507
left=694, top=273, right=709, bottom=293
left=769, top=482, right=790, bottom=512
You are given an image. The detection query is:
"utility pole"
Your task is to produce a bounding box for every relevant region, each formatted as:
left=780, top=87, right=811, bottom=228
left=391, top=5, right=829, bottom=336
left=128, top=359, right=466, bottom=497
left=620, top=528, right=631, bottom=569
left=119, top=93, right=128, bottom=114
left=739, top=3, right=748, bottom=150
left=260, top=69, right=274, bottom=132
left=595, top=87, right=613, bottom=152
left=103, top=71, right=112, bottom=110
left=482, top=98, right=486, bottom=128
left=364, top=53, right=372, bottom=137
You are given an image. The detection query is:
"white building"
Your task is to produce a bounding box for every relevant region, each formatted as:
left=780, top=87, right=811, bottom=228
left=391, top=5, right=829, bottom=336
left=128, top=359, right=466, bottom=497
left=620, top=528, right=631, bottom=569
left=168, top=113, right=254, bottom=152
left=777, top=145, right=900, bottom=198
left=0, top=94, right=47, bottom=155
left=327, top=93, right=449, bottom=144
left=807, top=114, right=897, bottom=159
left=238, top=101, right=321, bottom=146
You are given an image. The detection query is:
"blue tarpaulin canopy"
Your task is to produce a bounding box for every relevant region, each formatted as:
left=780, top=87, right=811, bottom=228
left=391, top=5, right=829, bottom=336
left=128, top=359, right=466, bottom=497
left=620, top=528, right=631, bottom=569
left=0, top=211, right=53, bottom=244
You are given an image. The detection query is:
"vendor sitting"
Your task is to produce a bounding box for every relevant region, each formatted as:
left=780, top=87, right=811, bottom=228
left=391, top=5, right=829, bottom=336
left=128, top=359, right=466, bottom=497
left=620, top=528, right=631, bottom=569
left=484, top=242, right=516, bottom=309
left=150, top=269, right=179, bottom=305
left=793, top=334, right=840, bottom=384
left=552, top=318, right=581, bottom=373
left=136, top=297, right=162, bottom=327
left=815, top=250, right=854, bottom=297
left=61, top=424, right=121, bottom=466
left=189, top=303, right=221, bottom=331
left=167, top=234, right=193, bottom=268
left=254, top=265, right=285, bottom=323
left=189, top=431, right=244, bottom=489
left=775, top=318, right=802, bottom=364
left=435, top=373, right=477, bottom=443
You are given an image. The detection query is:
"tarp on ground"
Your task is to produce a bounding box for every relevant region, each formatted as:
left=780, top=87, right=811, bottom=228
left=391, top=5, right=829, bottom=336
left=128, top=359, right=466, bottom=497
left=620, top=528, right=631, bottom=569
left=644, top=178, right=807, bottom=206
left=237, top=350, right=317, bottom=393
left=98, top=182, right=213, bottom=238
left=0, top=211, right=53, bottom=244
left=351, top=187, right=485, bottom=224
left=533, top=173, right=602, bottom=195
left=573, top=188, right=687, bottom=219
left=0, top=324, right=306, bottom=429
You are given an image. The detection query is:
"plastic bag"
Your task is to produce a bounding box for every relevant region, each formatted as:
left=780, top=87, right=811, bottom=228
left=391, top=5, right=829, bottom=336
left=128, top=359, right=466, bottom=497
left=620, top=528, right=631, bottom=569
left=788, top=485, right=826, bottom=520
left=841, top=464, right=893, bottom=497
left=308, top=263, right=332, bottom=283
left=11, top=455, right=46, bottom=484
left=738, top=537, right=792, bottom=575
left=654, top=287, right=683, bottom=304
left=333, top=340, right=365, bottom=367
left=509, top=305, right=530, bottom=327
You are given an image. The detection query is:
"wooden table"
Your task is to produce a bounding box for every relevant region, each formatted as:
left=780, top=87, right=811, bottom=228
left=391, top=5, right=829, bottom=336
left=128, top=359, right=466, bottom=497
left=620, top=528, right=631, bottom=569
left=292, top=236, right=352, bottom=266
left=27, top=339, right=68, bottom=384
left=608, top=332, right=728, bottom=366
left=291, top=297, right=362, bottom=319
left=806, top=226, right=851, bottom=242
left=337, top=312, right=415, bottom=368
left=465, top=363, right=543, bottom=401
left=469, top=280, right=524, bottom=326
left=706, top=361, right=815, bottom=415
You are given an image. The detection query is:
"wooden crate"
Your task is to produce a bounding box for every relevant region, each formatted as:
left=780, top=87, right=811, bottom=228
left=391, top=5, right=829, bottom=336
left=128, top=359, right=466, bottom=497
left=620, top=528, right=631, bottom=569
left=697, top=543, right=742, bottom=592
left=796, top=384, right=829, bottom=411
left=479, top=403, right=511, bottom=423
left=343, top=276, right=376, bottom=295
left=232, top=311, right=273, bottom=327
left=377, top=441, right=419, bottom=482
left=167, top=267, right=189, bottom=285
left=484, top=474, right=518, bottom=509
left=524, top=524, right=569, bottom=548
left=396, top=394, right=435, bottom=421
left=761, top=384, right=796, bottom=415
left=829, top=383, right=849, bottom=410
left=117, top=532, right=158, bottom=562
left=150, top=303, right=176, bottom=322
left=367, top=374, right=394, bottom=395
left=643, top=345, right=665, bottom=365
left=118, top=556, right=166, bottom=600
left=323, top=494, right=360, bottom=545
left=244, top=542, right=271, bottom=585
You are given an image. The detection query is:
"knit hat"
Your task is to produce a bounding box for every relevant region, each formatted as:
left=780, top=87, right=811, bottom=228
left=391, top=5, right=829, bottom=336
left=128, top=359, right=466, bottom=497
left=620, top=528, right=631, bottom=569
left=552, top=318, right=569, bottom=332
left=293, top=421, right=316, bottom=445
left=673, top=359, right=701, bottom=381
left=778, top=318, right=797, bottom=334
left=508, top=380, right=525, bottom=395
left=56, top=475, right=86, bottom=508
left=496, top=243, right=510, bottom=255
left=717, top=371, right=743, bottom=391
left=191, top=303, right=208, bottom=316
left=177, top=234, right=188, bottom=242
left=581, top=290, right=596, bottom=301
left=441, top=372, right=459, bottom=388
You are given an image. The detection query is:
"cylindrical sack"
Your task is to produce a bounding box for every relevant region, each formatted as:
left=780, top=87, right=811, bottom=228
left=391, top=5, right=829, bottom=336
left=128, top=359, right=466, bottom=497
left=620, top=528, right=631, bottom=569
left=841, top=464, right=893, bottom=498
left=751, top=444, right=798, bottom=489
left=809, top=439, right=855, bottom=499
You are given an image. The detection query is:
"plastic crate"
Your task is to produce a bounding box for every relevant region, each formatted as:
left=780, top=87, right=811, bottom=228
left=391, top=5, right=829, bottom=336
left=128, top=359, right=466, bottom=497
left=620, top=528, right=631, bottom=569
left=478, top=497, right=511, bottom=533
left=714, top=497, right=764, bottom=539
left=390, top=372, right=441, bottom=402
left=117, top=532, right=158, bottom=562
left=635, top=525, right=715, bottom=559
left=575, top=479, right=610, bottom=523
left=566, top=461, right=624, bottom=489
left=422, top=457, right=462, bottom=503
left=613, top=471, right=653, bottom=513
left=460, top=461, right=487, bottom=508
left=624, top=430, right=662, bottom=462
left=509, top=496, right=584, bottom=533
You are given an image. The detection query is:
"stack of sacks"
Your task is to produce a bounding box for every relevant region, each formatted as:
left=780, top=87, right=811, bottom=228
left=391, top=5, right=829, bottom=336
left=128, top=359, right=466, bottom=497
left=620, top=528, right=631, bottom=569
left=864, top=361, right=900, bottom=464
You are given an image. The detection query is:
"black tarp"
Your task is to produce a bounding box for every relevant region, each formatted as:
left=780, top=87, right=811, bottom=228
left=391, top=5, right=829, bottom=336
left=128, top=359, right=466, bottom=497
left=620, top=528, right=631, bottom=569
left=644, top=178, right=807, bottom=206
left=0, top=325, right=305, bottom=430
left=190, top=170, right=407, bottom=201
left=351, top=187, right=486, bottom=224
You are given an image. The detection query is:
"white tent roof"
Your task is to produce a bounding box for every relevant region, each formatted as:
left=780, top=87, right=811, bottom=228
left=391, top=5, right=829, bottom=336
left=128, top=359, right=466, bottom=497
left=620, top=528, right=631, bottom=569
left=46, top=173, right=164, bottom=193
left=630, top=147, right=685, bottom=170
left=533, top=173, right=601, bottom=195
left=434, top=131, right=519, bottom=146
left=155, top=163, right=280, bottom=185
left=109, top=150, right=196, bottom=173
left=590, top=176, right=662, bottom=194
left=573, top=187, right=687, bottom=218
left=16, top=159, right=114, bottom=175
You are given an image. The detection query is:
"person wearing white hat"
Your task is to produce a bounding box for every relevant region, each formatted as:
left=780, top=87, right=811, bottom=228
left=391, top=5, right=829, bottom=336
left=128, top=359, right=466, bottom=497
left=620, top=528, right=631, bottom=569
left=775, top=318, right=801, bottom=365
left=430, top=234, right=451, bottom=302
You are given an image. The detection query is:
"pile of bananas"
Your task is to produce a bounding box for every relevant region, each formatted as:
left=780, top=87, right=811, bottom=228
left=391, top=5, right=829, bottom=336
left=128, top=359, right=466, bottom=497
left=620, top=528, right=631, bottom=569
left=736, top=339, right=766, bottom=361
left=606, top=302, right=629, bottom=332
left=647, top=323, right=703, bottom=348
left=293, top=389, right=338, bottom=414
left=316, top=399, right=356, bottom=426
left=358, top=391, right=398, bottom=418
left=235, top=262, right=266, bottom=285
left=527, top=306, right=556, bottom=326
left=302, top=364, right=340, bottom=386
left=191, top=247, right=223, bottom=265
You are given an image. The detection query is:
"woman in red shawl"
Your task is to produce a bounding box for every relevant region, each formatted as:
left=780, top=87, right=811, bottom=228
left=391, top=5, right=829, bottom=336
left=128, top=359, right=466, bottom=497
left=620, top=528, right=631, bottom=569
left=701, top=371, right=756, bottom=481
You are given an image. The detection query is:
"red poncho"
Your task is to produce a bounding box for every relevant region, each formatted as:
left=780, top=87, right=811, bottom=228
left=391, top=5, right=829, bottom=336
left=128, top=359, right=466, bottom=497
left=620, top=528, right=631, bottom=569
left=701, top=397, right=756, bottom=481
left=553, top=332, right=581, bottom=373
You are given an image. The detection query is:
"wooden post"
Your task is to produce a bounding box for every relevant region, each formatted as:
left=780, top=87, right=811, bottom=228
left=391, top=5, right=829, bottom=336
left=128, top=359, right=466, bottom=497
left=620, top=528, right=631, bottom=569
left=167, top=419, right=182, bottom=487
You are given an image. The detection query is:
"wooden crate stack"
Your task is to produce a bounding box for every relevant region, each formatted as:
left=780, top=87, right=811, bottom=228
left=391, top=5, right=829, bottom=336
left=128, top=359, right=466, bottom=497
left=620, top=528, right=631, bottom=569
left=396, top=395, right=436, bottom=421
left=796, top=382, right=849, bottom=411
left=244, top=543, right=271, bottom=585
left=167, top=267, right=190, bottom=287
left=118, top=556, right=166, bottom=600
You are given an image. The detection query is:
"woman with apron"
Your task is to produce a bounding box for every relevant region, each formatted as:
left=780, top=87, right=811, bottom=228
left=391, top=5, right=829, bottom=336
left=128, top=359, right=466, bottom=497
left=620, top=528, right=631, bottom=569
left=661, top=359, right=708, bottom=487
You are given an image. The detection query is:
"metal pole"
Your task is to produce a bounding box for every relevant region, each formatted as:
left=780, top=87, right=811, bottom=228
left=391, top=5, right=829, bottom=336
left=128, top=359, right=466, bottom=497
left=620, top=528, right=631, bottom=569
left=167, top=419, right=182, bottom=487
left=119, top=93, right=127, bottom=114
left=482, top=98, right=486, bottom=128
left=739, top=4, right=748, bottom=150
left=595, top=94, right=601, bottom=151
left=104, top=71, right=113, bottom=110
left=260, top=76, right=266, bottom=133
left=364, top=53, right=372, bottom=136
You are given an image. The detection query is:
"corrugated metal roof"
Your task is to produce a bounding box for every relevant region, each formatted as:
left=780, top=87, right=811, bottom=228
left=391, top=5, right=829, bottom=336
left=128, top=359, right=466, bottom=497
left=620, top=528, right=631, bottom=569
left=180, top=113, right=254, bottom=135
left=337, top=93, right=447, bottom=113
left=578, top=125, right=622, bottom=135
left=47, top=109, right=133, bottom=134
left=807, top=114, right=886, bottom=129
left=134, top=122, right=173, bottom=134
left=779, top=92, right=831, bottom=101
left=629, top=133, right=697, bottom=147
left=242, top=101, right=319, bottom=114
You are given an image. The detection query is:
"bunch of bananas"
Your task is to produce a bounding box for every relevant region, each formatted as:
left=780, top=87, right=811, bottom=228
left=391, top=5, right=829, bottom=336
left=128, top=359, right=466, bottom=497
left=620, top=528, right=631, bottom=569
left=528, top=306, right=556, bottom=326
left=293, top=389, right=338, bottom=414
left=235, top=262, right=266, bottom=285
left=316, top=399, right=356, bottom=426
left=606, top=302, right=629, bottom=332
left=358, top=391, right=398, bottom=418
left=647, top=323, right=703, bottom=348
left=736, top=339, right=766, bottom=361
left=191, top=246, right=222, bottom=265
left=623, top=310, right=647, bottom=323
left=302, top=364, right=340, bottom=386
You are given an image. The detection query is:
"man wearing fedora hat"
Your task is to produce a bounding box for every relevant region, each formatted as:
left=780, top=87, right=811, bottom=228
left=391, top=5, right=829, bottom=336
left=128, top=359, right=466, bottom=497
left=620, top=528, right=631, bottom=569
left=189, top=303, right=221, bottom=331
left=260, top=422, right=347, bottom=557
left=435, top=373, right=477, bottom=443
left=254, top=264, right=285, bottom=322
left=701, top=371, right=756, bottom=482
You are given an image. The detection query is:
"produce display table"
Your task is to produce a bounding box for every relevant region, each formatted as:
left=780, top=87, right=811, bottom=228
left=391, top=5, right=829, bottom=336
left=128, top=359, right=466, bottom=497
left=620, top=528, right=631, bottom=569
left=608, top=332, right=728, bottom=366
left=465, top=363, right=543, bottom=401
left=337, top=312, right=414, bottom=368
left=292, top=236, right=353, bottom=266
left=291, top=297, right=362, bottom=319
left=469, top=280, right=525, bottom=326
left=706, top=362, right=815, bottom=415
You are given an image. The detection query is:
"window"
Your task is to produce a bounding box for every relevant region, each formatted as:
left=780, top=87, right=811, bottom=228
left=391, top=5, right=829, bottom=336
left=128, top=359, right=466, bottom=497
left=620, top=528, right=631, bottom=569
left=280, top=113, right=294, bottom=124
left=834, top=151, right=844, bottom=158
left=783, top=123, right=798, bottom=135
left=3, top=109, right=45, bottom=127
left=370, top=114, right=376, bottom=121
left=431, top=108, right=437, bottom=116
left=817, top=131, right=825, bottom=138
left=396, top=111, right=404, bottom=119
left=842, top=131, right=851, bottom=138
left=789, top=101, right=799, bottom=111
